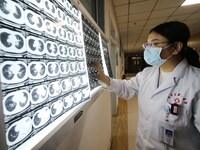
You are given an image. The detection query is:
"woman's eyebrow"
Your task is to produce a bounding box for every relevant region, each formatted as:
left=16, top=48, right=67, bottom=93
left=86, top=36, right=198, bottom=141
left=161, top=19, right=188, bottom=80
left=147, top=39, right=160, bottom=42
left=150, top=39, right=160, bottom=42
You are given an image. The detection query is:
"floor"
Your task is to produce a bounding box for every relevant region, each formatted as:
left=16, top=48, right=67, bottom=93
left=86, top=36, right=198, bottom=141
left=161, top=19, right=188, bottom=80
left=110, top=98, right=128, bottom=150
left=110, top=97, right=138, bottom=150
left=128, top=97, right=138, bottom=150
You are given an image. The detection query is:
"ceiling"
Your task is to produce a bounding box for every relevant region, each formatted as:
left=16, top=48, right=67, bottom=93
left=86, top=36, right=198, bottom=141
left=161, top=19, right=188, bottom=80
left=112, top=0, right=200, bottom=53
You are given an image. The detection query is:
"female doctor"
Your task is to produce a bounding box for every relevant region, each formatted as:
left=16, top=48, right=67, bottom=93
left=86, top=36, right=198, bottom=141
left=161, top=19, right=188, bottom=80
left=91, top=21, right=200, bottom=150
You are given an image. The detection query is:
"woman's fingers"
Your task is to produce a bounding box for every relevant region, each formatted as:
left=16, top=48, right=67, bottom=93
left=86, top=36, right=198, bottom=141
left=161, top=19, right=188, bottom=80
left=89, top=62, right=110, bottom=86
left=90, top=62, right=101, bottom=70
left=89, top=62, right=104, bottom=79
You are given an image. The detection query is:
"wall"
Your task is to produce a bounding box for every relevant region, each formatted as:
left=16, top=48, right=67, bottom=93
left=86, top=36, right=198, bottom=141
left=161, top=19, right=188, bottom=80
left=77, top=91, right=112, bottom=150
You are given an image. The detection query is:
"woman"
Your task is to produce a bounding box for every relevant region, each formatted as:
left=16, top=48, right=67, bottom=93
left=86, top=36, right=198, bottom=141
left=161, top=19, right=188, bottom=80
left=92, top=21, right=200, bottom=150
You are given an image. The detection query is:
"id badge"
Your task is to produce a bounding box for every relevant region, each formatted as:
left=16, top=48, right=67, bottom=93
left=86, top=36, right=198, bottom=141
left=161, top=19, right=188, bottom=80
left=159, top=122, right=175, bottom=147
left=171, top=103, right=179, bottom=115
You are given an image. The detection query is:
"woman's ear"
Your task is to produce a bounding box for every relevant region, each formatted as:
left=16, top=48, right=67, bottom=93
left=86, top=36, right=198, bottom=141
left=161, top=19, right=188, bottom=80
left=172, top=42, right=183, bottom=54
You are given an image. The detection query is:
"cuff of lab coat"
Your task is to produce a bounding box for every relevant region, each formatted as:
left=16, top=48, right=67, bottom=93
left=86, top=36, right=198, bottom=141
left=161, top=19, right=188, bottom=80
left=100, top=78, right=116, bottom=91
left=99, top=77, right=112, bottom=89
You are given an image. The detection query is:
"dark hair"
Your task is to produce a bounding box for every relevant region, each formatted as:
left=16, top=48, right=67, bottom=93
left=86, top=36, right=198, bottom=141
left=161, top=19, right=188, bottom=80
left=150, top=21, right=200, bottom=68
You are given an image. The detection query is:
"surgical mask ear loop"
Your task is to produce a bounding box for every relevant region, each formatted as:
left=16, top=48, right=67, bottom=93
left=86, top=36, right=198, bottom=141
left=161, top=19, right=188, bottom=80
left=161, top=43, right=176, bottom=60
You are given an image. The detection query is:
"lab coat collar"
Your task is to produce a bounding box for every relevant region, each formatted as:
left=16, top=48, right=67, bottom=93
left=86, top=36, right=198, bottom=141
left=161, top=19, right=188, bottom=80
left=151, top=59, right=188, bottom=98
left=171, top=58, right=188, bottom=79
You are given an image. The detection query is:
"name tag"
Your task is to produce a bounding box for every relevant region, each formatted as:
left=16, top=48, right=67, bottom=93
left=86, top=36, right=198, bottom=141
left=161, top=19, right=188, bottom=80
left=159, top=122, right=175, bottom=147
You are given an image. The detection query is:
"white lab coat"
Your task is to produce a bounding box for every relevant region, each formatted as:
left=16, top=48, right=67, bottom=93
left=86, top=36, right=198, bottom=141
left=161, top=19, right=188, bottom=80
left=107, top=59, right=200, bottom=150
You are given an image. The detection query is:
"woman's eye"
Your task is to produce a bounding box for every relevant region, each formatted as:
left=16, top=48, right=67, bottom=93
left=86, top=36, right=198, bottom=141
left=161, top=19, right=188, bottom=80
left=153, top=42, right=159, bottom=46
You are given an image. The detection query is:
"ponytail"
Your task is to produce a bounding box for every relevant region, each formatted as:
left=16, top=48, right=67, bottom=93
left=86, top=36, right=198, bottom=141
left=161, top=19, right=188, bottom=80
left=180, top=46, right=200, bottom=68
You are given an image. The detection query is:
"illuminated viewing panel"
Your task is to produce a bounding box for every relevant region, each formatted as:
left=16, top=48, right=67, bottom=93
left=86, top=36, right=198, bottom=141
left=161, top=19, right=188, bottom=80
left=0, top=0, right=90, bottom=149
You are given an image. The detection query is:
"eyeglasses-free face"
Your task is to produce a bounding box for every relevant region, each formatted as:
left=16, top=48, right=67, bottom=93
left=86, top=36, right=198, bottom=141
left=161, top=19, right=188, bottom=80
left=142, top=41, right=169, bottom=49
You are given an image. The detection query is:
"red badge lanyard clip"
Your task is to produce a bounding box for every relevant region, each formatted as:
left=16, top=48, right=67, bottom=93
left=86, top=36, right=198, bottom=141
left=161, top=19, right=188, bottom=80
left=170, top=103, right=179, bottom=115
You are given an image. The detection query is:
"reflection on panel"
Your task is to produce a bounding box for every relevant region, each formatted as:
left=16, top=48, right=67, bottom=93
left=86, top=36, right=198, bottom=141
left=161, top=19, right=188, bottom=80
left=0, top=0, right=91, bottom=149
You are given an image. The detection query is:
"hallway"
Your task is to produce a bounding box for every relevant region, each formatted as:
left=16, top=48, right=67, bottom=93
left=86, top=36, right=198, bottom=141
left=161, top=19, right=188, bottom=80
left=110, top=97, right=138, bottom=150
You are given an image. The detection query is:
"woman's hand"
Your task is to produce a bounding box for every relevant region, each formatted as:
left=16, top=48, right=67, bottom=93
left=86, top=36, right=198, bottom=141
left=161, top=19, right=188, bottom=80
left=90, top=62, right=111, bottom=86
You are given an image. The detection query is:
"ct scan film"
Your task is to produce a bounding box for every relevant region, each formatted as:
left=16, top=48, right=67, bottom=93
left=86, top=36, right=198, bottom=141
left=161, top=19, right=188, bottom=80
left=0, top=0, right=91, bottom=149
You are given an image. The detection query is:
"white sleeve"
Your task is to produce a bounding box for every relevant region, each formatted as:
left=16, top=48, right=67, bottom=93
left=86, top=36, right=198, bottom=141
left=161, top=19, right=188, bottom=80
left=193, top=91, right=200, bottom=132
left=106, top=73, right=141, bottom=100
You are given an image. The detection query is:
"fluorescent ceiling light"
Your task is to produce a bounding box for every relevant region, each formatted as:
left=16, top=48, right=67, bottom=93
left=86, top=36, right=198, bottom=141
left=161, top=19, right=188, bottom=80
left=182, top=0, right=200, bottom=6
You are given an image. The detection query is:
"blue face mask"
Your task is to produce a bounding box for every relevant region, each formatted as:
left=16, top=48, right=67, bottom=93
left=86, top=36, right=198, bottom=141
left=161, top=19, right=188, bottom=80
left=144, top=45, right=173, bottom=67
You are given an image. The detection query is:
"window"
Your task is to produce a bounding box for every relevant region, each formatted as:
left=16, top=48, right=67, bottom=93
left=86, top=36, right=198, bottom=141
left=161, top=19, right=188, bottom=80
left=80, top=0, right=104, bottom=31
